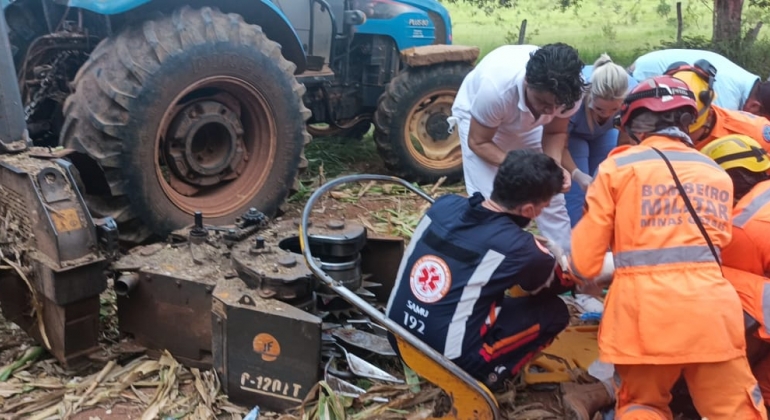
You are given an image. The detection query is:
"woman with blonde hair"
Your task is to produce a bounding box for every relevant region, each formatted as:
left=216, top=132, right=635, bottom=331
left=563, top=53, right=636, bottom=225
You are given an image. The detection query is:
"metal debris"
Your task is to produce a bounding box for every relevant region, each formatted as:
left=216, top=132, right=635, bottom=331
left=331, top=328, right=397, bottom=357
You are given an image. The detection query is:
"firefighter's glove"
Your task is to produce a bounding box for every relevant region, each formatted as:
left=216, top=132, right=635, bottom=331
left=571, top=168, right=593, bottom=192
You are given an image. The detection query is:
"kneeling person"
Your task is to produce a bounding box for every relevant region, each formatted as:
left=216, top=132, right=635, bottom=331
left=385, top=149, right=574, bottom=392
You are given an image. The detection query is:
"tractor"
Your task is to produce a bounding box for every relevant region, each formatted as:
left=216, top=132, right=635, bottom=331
left=3, top=0, right=477, bottom=245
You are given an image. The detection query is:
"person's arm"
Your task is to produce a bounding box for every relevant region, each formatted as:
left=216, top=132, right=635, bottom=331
left=541, top=117, right=573, bottom=192
left=561, top=143, right=578, bottom=174
left=569, top=160, right=617, bottom=281
left=514, top=240, right=575, bottom=296
left=467, top=77, right=507, bottom=166
left=468, top=117, right=506, bottom=166
left=542, top=116, right=570, bottom=165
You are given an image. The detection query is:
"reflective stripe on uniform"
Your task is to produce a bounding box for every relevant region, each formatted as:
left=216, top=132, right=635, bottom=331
left=444, top=249, right=505, bottom=359
left=614, top=245, right=719, bottom=268
left=615, top=149, right=723, bottom=170
left=385, top=215, right=432, bottom=315
left=734, top=188, right=770, bottom=228
left=753, top=383, right=764, bottom=407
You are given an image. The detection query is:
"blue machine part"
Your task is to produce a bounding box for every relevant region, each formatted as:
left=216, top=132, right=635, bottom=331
left=354, top=0, right=453, bottom=50
left=2, top=0, right=307, bottom=69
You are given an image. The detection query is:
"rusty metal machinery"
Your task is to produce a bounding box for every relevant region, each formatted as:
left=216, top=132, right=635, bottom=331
left=113, top=206, right=403, bottom=412
left=0, top=150, right=115, bottom=369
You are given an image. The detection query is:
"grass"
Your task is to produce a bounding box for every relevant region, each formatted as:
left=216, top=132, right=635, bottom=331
left=445, top=0, right=770, bottom=66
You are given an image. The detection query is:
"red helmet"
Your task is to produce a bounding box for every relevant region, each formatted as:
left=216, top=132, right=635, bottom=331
left=617, top=75, right=698, bottom=129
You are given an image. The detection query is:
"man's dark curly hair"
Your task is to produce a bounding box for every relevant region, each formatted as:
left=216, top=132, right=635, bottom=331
left=491, top=149, right=563, bottom=210
left=525, top=43, right=588, bottom=111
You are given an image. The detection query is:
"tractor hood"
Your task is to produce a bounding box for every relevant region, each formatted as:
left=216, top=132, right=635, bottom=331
left=395, top=0, right=451, bottom=26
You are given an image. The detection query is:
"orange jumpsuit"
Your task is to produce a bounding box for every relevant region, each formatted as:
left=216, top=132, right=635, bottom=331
left=570, top=134, right=766, bottom=419
left=721, top=180, right=770, bottom=404
left=695, top=106, right=770, bottom=154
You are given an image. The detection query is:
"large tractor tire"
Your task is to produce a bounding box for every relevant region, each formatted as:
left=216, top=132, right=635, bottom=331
left=373, top=62, right=472, bottom=184
left=61, top=6, right=311, bottom=244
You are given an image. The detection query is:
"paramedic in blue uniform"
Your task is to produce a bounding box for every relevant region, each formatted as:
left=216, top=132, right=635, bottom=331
left=385, top=149, right=575, bottom=391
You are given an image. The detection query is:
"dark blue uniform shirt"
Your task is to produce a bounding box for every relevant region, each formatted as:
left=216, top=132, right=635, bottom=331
left=385, top=193, right=564, bottom=361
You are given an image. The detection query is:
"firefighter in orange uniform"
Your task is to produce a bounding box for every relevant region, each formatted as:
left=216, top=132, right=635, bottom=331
left=664, top=61, right=770, bottom=155
left=702, top=134, right=770, bottom=407
left=570, top=75, right=767, bottom=419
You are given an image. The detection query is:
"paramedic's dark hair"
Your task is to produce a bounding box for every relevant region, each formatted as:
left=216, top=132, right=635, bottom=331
left=492, top=149, right=564, bottom=210
left=526, top=43, right=588, bottom=111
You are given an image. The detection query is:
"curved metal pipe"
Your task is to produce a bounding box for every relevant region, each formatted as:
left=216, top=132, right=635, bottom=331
left=115, top=273, right=139, bottom=297
left=299, top=174, right=501, bottom=418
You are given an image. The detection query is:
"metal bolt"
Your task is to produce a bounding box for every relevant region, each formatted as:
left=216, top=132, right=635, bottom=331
left=277, top=254, right=297, bottom=268
left=228, top=229, right=236, bottom=235
left=272, top=263, right=279, bottom=273
left=326, top=220, right=345, bottom=230
left=176, top=280, right=182, bottom=287
left=255, top=236, right=265, bottom=249
left=194, top=211, right=203, bottom=229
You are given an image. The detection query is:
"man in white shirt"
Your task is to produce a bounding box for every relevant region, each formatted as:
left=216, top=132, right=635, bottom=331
left=450, top=43, right=587, bottom=252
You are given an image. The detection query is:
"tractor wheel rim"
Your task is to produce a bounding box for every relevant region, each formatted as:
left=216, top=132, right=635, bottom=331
left=155, top=76, right=275, bottom=218
left=405, top=90, right=462, bottom=171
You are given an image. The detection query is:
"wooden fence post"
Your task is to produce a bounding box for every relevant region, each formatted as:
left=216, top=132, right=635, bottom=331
left=676, top=2, right=683, bottom=44
left=518, top=19, right=527, bottom=45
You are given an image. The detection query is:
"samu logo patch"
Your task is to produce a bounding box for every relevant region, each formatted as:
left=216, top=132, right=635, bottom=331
left=410, top=255, right=452, bottom=303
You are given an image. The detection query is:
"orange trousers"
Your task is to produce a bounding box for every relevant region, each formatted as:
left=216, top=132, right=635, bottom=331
left=614, top=357, right=768, bottom=420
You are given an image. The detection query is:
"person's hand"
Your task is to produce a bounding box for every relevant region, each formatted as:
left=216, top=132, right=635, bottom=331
left=561, top=166, right=572, bottom=193
left=571, top=168, right=593, bottom=192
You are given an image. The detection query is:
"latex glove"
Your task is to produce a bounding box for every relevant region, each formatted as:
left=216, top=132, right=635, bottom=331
left=571, top=168, right=593, bottom=192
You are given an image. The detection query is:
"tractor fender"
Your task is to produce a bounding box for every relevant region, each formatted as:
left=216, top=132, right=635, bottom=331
left=400, top=45, right=480, bottom=68
left=54, top=0, right=306, bottom=72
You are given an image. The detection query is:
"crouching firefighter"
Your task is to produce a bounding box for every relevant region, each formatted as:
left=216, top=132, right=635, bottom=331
left=703, top=134, right=770, bottom=409
left=384, top=149, right=575, bottom=392
left=570, top=75, right=768, bottom=419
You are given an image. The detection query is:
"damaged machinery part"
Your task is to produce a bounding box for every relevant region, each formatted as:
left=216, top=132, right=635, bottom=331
left=114, top=211, right=228, bottom=369
left=299, top=174, right=502, bottom=420
left=111, top=207, right=351, bottom=411
left=0, top=154, right=112, bottom=368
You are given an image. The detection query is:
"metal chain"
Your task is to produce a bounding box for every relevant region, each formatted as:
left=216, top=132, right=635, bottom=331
left=23, top=50, right=72, bottom=121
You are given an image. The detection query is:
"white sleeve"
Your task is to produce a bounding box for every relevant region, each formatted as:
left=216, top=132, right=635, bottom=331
left=469, top=77, right=508, bottom=129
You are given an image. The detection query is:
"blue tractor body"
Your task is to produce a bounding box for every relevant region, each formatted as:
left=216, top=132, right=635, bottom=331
left=2, top=0, right=476, bottom=249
